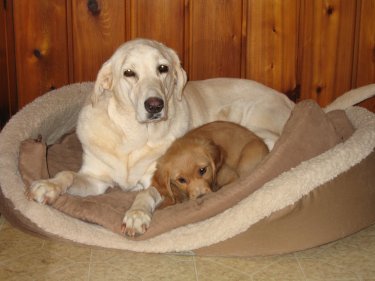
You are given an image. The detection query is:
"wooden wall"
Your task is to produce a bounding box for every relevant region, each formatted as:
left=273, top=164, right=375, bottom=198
left=1, top=0, right=374, bottom=122
left=0, top=0, right=16, bottom=128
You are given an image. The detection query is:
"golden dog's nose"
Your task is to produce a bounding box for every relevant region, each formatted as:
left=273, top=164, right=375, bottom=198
left=144, top=97, right=164, bottom=113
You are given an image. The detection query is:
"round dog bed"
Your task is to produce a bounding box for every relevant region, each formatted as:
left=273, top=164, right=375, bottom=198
left=0, top=82, right=374, bottom=256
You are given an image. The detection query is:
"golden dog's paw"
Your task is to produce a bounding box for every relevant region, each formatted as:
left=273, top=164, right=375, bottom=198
left=121, top=209, right=151, bottom=237
left=25, top=180, right=61, bottom=205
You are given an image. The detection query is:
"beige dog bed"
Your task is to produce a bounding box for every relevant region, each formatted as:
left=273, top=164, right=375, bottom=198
left=0, top=82, right=374, bottom=256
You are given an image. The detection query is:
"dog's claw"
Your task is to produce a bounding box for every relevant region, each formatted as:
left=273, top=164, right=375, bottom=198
left=121, top=224, right=136, bottom=237
left=122, top=209, right=151, bottom=237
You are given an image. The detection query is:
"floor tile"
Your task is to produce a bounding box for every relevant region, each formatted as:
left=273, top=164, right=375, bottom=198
left=195, top=256, right=251, bottom=281
left=0, top=221, right=44, bottom=263
left=195, top=255, right=281, bottom=276
left=0, top=264, right=34, bottom=281
left=42, top=240, right=92, bottom=263
left=89, top=262, right=141, bottom=281
left=0, top=218, right=374, bottom=281
left=251, top=255, right=305, bottom=281
left=0, top=248, right=75, bottom=280
left=91, top=249, right=197, bottom=281
left=42, top=263, right=90, bottom=281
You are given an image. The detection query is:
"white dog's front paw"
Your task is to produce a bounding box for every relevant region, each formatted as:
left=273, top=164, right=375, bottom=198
left=25, top=180, right=62, bottom=205
left=121, top=209, right=152, bottom=237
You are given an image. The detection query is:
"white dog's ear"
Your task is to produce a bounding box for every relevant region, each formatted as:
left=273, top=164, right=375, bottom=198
left=175, top=63, right=187, bottom=101
left=91, top=61, right=113, bottom=105
left=166, top=48, right=187, bottom=101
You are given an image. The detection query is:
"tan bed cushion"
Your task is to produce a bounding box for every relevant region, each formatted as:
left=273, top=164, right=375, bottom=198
left=19, top=100, right=354, bottom=239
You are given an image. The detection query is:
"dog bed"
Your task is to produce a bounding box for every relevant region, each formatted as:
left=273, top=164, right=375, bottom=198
left=0, top=82, right=374, bottom=256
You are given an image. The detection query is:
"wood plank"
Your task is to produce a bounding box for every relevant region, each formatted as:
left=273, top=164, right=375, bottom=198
left=299, top=0, right=357, bottom=106
left=0, top=0, right=17, bottom=128
left=245, top=0, right=299, bottom=95
left=354, top=0, right=375, bottom=112
left=13, top=0, right=70, bottom=107
left=0, top=1, right=8, bottom=127
left=354, top=0, right=375, bottom=87
left=188, top=0, right=243, bottom=80
left=71, top=0, right=126, bottom=82
left=127, top=0, right=185, bottom=64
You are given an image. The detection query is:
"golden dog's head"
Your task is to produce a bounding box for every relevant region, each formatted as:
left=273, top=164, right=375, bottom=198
left=92, top=39, right=187, bottom=123
left=152, top=137, right=224, bottom=204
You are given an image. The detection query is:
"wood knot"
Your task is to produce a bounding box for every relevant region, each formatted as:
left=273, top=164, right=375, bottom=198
left=326, top=5, right=334, bottom=15
left=316, top=86, right=323, bottom=95
left=87, top=0, right=101, bottom=16
left=33, top=49, right=42, bottom=58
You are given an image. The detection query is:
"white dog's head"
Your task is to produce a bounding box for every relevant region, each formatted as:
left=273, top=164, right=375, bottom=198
left=92, top=39, right=187, bottom=123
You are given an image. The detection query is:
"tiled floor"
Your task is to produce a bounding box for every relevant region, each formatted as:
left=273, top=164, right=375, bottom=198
left=0, top=215, right=374, bottom=281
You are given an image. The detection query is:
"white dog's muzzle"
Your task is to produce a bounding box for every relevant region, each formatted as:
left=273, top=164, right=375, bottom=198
left=144, top=96, right=165, bottom=120
left=137, top=80, right=168, bottom=123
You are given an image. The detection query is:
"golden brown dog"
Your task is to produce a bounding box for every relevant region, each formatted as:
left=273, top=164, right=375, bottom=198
left=152, top=121, right=269, bottom=208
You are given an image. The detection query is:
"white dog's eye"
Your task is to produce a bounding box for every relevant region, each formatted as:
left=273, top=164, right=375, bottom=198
left=123, top=69, right=136, bottom=77
left=158, top=65, right=169, bottom=74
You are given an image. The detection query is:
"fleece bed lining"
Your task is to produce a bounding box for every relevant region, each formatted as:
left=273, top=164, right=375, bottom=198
left=0, top=82, right=374, bottom=254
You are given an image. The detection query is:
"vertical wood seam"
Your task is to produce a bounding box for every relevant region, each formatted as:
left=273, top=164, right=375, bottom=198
left=66, top=0, right=74, bottom=83
left=240, top=0, right=248, bottom=78
left=4, top=0, right=17, bottom=115
left=182, top=0, right=189, bottom=73
left=125, top=0, right=131, bottom=40
left=184, top=0, right=192, bottom=79
left=352, top=0, right=362, bottom=88
left=296, top=0, right=304, bottom=94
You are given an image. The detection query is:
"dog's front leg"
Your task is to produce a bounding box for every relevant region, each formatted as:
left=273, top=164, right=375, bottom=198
left=121, top=186, right=162, bottom=237
left=26, top=171, right=111, bottom=204
left=26, top=171, right=76, bottom=204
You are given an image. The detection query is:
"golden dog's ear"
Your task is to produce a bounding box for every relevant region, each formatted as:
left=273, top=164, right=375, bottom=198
left=207, top=142, right=225, bottom=192
left=152, top=165, right=176, bottom=207
left=91, top=61, right=113, bottom=105
left=209, top=142, right=225, bottom=172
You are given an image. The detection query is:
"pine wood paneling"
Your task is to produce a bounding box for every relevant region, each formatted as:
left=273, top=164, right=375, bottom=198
left=0, top=0, right=17, bottom=128
left=2, top=0, right=375, bottom=118
left=355, top=0, right=375, bottom=112
left=13, top=0, right=69, bottom=108
left=245, top=0, right=299, bottom=94
left=71, top=0, right=126, bottom=82
left=188, top=0, right=243, bottom=80
left=355, top=0, right=375, bottom=87
left=299, top=0, right=357, bottom=106
left=0, top=3, right=8, bottom=127
left=127, top=0, right=185, bottom=64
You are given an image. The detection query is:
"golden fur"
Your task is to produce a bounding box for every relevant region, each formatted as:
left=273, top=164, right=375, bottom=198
left=152, top=121, right=269, bottom=208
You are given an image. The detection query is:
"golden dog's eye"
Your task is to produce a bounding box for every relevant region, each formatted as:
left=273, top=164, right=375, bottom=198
left=123, top=69, right=135, bottom=77
left=177, top=177, right=187, bottom=184
left=199, top=167, right=207, bottom=176
left=158, top=64, right=169, bottom=74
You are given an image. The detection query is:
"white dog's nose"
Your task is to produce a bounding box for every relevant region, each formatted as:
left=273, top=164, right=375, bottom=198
left=144, top=97, right=164, bottom=113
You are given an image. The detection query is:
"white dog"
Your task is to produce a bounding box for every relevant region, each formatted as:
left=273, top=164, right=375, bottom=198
left=26, top=39, right=375, bottom=237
